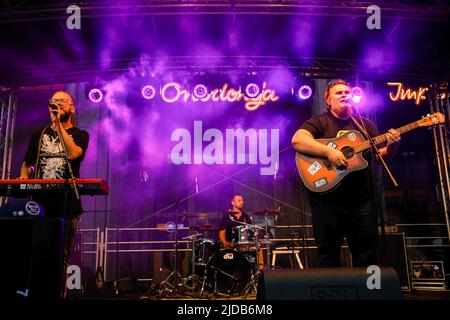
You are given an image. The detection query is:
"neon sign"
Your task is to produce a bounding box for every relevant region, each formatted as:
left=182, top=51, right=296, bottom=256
left=161, top=82, right=279, bottom=111
left=388, top=82, right=428, bottom=105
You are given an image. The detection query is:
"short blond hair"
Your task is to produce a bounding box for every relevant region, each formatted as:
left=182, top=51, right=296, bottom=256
left=324, top=79, right=349, bottom=108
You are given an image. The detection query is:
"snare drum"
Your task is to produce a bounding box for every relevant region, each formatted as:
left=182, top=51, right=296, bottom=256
left=206, top=248, right=252, bottom=295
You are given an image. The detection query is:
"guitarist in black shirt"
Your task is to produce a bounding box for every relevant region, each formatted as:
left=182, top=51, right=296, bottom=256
left=291, top=79, right=401, bottom=267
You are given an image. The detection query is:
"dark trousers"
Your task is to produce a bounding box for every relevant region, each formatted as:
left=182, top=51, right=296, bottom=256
left=32, top=192, right=81, bottom=270
left=64, top=215, right=80, bottom=270
left=309, top=196, right=378, bottom=268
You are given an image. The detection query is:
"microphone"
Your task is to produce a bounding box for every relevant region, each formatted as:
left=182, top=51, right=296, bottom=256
left=49, top=103, right=59, bottom=114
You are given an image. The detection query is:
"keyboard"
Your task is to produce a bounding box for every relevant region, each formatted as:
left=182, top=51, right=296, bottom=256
left=0, top=179, right=109, bottom=196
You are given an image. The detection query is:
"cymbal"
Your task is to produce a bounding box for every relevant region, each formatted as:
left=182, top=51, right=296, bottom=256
left=249, top=208, right=281, bottom=215
left=191, top=224, right=219, bottom=231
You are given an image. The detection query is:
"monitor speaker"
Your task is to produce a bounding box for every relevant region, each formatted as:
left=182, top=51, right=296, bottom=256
left=257, top=267, right=402, bottom=300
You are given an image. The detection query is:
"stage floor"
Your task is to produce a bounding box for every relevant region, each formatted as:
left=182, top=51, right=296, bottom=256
left=68, top=289, right=450, bottom=301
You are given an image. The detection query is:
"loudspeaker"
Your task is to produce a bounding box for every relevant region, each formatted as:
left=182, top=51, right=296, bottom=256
left=257, top=267, right=402, bottom=300
left=377, top=232, right=411, bottom=291
left=0, top=217, right=64, bottom=301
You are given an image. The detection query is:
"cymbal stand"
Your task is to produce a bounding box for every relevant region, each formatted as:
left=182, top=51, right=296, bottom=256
left=159, top=217, right=184, bottom=296
left=246, top=232, right=260, bottom=296
left=261, top=211, right=273, bottom=269
left=182, top=232, right=204, bottom=297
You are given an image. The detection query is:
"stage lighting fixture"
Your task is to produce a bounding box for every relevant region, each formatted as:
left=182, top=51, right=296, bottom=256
left=298, top=85, right=313, bottom=100
left=193, top=84, right=208, bottom=99
left=245, top=83, right=260, bottom=98
left=141, top=85, right=156, bottom=100
left=352, top=86, right=363, bottom=104
left=88, top=88, right=103, bottom=103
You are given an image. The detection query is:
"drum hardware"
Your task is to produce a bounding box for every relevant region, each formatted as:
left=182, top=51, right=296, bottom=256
left=158, top=212, right=278, bottom=298
left=181, top=231, right=207, bottom=296
left=183, top=230, right=220, bottom=297
left=159, top=217, right=186, bottom=295
left=248, top=207, right=282, bottom=216
left=228, top=214, right=277, bottom=294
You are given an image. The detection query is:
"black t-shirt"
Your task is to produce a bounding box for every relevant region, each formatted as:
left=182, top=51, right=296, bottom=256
left=23, top=125, right=89, bottom=217
left=300, top=111, right=380, bottom=205
left=219, top=211, right=252, bottom=243
left=24, top=126, right=89, bottom=179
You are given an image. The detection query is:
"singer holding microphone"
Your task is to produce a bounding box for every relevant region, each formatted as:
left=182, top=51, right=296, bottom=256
left=18, top=91, right=89, bottom=276
left=218, top=194, right=252, bottom=248
left=291, top=79, right=400, bottom=268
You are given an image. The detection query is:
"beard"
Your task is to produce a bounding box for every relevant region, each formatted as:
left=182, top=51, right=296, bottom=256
left=59, top=111, right=71, bottom=122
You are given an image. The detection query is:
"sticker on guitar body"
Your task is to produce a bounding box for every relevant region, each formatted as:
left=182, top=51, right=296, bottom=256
left=347, top=132, right=356, bottom=141
left=307, top=161, right=322, bottom=175
left=326, top=141, right=337, bottom=149
left=314, top=178, right=328, bottom=188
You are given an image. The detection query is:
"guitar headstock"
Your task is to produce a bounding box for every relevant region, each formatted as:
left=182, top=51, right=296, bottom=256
left=417, top=112, right=445, bottom=127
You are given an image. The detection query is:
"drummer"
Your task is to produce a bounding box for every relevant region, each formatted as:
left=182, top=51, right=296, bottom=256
left=218, top=194, right=253, bottom=248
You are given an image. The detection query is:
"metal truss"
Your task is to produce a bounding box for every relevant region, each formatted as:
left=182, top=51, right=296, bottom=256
left=1, top=55, right=441, bottom=88
left=1, top=0, right=450, bottom=23
left=0, top=89, right=17, bottom=205
left=428, top=81, right=450, bottom=246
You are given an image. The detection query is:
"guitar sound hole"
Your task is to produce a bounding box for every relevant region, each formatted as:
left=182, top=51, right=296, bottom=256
left=341, top=146, right=355, bottom=159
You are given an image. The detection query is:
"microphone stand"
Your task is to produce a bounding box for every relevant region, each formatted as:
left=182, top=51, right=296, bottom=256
left=351, top=108, right=398, bottom=266
left=51, top=112, right=81, bottom=299
left=52, top=113, right=80, bottom=200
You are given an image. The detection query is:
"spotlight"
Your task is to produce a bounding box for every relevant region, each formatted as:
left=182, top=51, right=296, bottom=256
left=141, top=85, right=156, bottom=100
left=298, top=85, right=313, bottom=100
left=294, top=79, right=315, bottom=102
left=193, top=84, right=208, bottom=99
left=352, top=87, right=363, bottom=104
left=245, top=83, right=260, bottom=98
left=88, top=88, right=103, bottom=103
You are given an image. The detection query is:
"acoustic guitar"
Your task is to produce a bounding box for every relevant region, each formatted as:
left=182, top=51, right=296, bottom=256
left=295, top=112, right=445, bottom=193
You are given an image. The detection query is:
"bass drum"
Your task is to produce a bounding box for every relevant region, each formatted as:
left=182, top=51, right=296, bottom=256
left=206, top=248, right=252, bottom=296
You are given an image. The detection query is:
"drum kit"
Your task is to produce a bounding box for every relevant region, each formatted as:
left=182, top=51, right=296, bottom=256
left=159, top=208, right=280, bottom=297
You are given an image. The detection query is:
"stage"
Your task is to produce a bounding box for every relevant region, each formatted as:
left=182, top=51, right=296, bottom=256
left=1, top=1, right=449, bottom=303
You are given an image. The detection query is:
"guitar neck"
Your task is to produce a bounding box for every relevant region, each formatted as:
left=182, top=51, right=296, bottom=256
left=354, top=121, right=420, bottom=153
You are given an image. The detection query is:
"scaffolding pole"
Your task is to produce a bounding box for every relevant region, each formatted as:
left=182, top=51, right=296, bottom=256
left=0, top=89, right=17, bottom=205
left=429, top=83, right=450, bottom=246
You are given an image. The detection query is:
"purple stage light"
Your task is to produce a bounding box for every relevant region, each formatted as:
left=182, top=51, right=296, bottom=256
left=88, top=88, right=103, bottom=103
left=141, top=85, right=156, bottom=100
left=245, top=83, right=260, bottom=98
left=352, top=87, right=363, bottom=104
left=298, top=85, right=313, bottom=100
left=193, top=84, right=208, bottom=99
